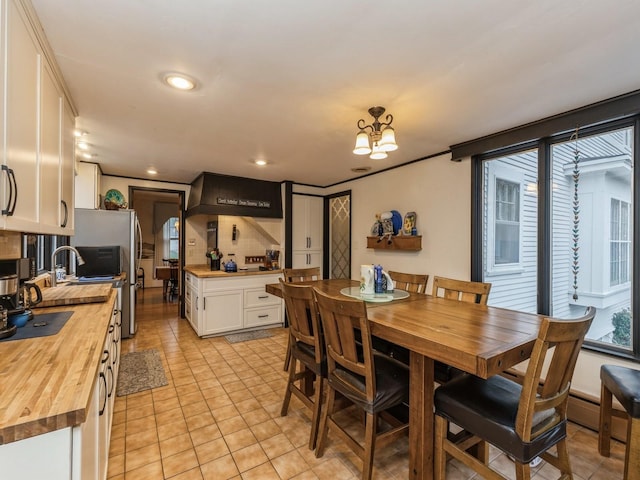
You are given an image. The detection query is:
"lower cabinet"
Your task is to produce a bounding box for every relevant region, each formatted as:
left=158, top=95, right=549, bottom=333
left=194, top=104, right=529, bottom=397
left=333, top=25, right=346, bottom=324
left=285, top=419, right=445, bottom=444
left=188, top=273, right=284, bottom=337
left=0, top=298, right=121, bottom=480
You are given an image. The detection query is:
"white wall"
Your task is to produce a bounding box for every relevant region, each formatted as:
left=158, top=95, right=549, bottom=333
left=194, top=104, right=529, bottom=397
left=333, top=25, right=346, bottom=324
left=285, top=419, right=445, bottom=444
left=324, top=153, right=471, bottom=292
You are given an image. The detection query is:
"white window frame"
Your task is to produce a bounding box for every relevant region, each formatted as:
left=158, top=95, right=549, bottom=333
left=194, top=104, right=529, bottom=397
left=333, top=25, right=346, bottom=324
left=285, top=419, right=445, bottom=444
left=485, top=163, right=524, bottom=274
left=610, top=197, right=631, bottom=287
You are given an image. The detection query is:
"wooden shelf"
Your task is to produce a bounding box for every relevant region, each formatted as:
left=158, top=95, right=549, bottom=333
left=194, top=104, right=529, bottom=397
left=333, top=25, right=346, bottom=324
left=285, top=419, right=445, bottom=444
left=367, top=235, right=422, bottom=251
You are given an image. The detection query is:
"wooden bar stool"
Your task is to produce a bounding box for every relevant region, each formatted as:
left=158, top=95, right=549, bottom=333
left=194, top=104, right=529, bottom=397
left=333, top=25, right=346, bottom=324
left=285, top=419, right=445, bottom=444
left=599, top=364, right=640, bottom=480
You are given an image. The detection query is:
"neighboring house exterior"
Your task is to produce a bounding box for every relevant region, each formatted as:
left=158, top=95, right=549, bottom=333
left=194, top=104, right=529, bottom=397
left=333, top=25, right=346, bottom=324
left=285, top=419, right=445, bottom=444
left=482, top=128, right=633, bottom=346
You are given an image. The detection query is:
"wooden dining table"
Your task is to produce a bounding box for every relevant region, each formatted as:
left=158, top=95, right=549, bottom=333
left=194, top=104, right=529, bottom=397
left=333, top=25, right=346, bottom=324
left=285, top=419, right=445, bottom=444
left=266, top=279, right=543, bottom=480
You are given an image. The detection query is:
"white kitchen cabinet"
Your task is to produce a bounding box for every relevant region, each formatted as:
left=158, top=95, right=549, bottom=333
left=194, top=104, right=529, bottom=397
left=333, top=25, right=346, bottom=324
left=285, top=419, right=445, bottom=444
left=202, top=289, right=244, bottom=336
left=292, top=195, right=323, bottom=250
left=60, top=101, right=75, bottom=232
left=188, top=272, right=283, bottom=337
left=75, top=161, right=102, bottom=210
left=292, top=195, right=323, bottom=275
left=0, top=0, right=76, bottom=235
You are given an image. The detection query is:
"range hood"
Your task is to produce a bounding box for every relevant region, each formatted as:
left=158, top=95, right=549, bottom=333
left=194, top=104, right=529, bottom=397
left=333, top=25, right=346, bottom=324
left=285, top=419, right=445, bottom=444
left=186, top=172, right=283, bottom=219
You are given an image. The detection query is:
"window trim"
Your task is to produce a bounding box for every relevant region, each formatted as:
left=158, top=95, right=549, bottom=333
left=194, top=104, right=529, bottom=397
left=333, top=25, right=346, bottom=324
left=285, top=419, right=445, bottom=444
left=472, top=115, right=640, bottom=360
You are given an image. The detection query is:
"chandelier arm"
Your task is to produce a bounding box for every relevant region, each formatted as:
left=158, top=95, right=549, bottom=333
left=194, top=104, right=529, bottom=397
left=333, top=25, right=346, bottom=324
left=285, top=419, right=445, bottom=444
left=379, top=114, right=394, bottom=129
left=357, top=119, right=374, bottom=132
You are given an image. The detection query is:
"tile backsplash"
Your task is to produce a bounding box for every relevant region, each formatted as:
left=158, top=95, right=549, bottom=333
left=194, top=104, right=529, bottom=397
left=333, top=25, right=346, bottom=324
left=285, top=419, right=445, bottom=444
left=185, top=215, right=283, bottom=268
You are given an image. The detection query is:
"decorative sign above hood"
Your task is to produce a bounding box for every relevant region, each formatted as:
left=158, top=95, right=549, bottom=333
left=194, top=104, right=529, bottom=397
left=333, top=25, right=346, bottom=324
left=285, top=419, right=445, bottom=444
left=186, top=172, right=283, bottom=218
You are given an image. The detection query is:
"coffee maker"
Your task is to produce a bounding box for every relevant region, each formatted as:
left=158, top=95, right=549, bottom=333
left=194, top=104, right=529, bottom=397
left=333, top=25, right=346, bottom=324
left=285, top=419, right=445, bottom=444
left=0, top=257, right=36, bottom=311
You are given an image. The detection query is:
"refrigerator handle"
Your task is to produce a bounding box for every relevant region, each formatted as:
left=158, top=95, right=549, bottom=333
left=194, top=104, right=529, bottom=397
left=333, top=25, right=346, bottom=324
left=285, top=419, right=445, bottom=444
left=135, top=216, right=143, bottom=274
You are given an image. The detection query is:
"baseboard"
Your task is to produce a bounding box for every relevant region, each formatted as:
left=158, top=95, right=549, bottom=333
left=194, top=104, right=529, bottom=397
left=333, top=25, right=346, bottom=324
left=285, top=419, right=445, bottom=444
left=568, top=392, right=627, bottom=443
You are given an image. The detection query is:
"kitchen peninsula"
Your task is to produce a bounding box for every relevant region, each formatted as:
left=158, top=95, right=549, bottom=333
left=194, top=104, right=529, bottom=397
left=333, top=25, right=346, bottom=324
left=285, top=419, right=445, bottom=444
left=184, top=265, right=284, bottom=337
left=0, top=288, right=119, bottom=480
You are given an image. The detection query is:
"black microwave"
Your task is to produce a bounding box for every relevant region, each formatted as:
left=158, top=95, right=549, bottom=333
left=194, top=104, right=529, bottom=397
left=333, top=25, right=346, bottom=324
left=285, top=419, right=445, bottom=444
left=76, top=246, right=121, bottom=277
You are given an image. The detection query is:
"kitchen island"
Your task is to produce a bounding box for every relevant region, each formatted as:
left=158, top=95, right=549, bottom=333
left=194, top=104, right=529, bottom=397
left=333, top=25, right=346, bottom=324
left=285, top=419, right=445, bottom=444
left=184, top=265, right=284, bottom=337
left=0, top=286, right=119, bottom=479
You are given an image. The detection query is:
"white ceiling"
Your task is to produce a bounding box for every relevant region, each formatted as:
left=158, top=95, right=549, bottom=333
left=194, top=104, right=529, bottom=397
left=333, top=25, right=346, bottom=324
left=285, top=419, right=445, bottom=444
left=30, top=0, right=640, bottom=187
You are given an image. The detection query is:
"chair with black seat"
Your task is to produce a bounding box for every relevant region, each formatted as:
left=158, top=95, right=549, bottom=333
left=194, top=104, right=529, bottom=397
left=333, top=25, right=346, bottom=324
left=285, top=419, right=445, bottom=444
left=313, top=287, right=410, bottom=480
left=282, top=267, right=321, bottom=371
left=279, top=279, right=326, bottom=450
left=598, top=364, right=640, bottom=480
left=433, top=306, right=595, bottom=480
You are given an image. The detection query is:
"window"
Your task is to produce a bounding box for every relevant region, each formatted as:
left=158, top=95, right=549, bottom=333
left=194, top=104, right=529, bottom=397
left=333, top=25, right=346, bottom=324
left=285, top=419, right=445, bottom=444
left=495, top=178, right=520, bottom=265
left=163, top=217, right=179, bottom=259
left=610, top=198, right=631, bottom=286
left=474, top=121, right=637, bottom=358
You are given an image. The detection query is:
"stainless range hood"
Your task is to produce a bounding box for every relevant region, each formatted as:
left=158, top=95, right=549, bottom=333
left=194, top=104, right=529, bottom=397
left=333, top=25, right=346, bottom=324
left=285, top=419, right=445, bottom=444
left=186, top=172, right=283, bottom=219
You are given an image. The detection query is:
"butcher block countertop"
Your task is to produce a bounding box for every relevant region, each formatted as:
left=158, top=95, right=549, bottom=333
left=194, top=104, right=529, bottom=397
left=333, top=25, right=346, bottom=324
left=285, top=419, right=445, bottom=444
left=185, top=264, right=283, bottom=278
left=0, top=288, right=117, bottom=445
left=33, top=283, right=113, bottom=308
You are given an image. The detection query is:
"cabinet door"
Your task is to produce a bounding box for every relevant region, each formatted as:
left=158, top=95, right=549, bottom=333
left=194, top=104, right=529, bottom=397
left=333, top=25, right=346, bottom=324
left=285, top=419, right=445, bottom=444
left=292, top=195, right=323, bottom=250
left=292, top=251, right=322, bottom=275
left=60, top=101, right=75, bottom=232
left=306, top=196, right=324, bottom=250
left=39, top=63, right=62, bottom=233
left=202, top=290, right=243, bottom=336
left=3, top=0, right=40, bottom=231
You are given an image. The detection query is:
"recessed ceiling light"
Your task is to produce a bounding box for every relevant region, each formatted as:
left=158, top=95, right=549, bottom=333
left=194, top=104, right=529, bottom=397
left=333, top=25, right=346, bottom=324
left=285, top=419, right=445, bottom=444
left=254, top=159, right=267, bottom=166
left=81, top=152, right=96, bottom=159
left=163, top=72, right=197, bottom=91
left=147, top=167, right=158, bottom=175
left=73, top=130, right=88, bottom=137
left=77, top=141, right=90, bottom=150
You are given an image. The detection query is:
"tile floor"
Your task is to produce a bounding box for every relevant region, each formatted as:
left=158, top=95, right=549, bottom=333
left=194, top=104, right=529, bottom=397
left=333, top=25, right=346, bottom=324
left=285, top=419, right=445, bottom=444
left=107, top=287, right=627, bottom=479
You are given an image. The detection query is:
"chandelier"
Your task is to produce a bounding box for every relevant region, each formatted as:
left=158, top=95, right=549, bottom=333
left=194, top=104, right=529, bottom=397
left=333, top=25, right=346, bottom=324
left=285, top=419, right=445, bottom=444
left=352, top=106, right=398, bottom=160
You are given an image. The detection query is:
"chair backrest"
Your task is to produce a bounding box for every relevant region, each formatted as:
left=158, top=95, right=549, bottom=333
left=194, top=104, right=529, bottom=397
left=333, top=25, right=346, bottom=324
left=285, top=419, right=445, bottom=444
left=313, top=288, right=376, bottom=400
left=280, top=279, right=324, bottom=364
left=283, top=267, right=321, bottom=283
left=516, top=307, right=595, bottom=441
left=388, top=271, right=429, bottom=294
left=432, top=276, right=491, bottom=304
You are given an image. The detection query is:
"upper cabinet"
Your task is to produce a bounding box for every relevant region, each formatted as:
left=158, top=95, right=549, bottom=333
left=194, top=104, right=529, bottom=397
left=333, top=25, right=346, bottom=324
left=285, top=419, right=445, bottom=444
left=291, top=195, right=323, bottom=273
left=0, top=0, right=76, bottom=235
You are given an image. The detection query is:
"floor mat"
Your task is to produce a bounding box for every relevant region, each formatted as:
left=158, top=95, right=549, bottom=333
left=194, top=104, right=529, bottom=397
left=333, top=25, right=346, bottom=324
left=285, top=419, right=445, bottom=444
left=224, top=330, right=273, bottom=344
left=116, top=349, right=168, bottom=396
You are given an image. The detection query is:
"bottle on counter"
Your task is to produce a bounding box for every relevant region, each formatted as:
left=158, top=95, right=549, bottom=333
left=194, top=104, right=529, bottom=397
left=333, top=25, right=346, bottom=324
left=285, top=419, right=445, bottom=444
left=374, top=265, right=384, bottom=294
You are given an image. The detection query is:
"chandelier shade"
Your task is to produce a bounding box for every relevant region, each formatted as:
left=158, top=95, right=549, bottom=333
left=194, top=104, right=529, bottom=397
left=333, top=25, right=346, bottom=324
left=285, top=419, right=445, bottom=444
left=352, top=106, right=398, bottom=159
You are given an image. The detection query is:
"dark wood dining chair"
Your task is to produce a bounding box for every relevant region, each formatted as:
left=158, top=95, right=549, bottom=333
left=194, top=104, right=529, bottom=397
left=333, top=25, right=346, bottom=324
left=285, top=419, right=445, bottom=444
left=598, top=364, right=640, bottom=480
left=282, top=267, right=321, bottom=371
left=434, top=306, right=595, bottom=480
left=279, top=279, right=326, bottom=450
left=388, top=270, right=429, bottom=294
left=312, top=288, right=409, bottom=480
left=431, top=276, right=491, bottom=304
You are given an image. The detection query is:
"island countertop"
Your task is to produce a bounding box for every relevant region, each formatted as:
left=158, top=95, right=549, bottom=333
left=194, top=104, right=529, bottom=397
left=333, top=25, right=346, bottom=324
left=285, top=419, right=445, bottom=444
left=0, top=289, right=117, bottom=445
left=184, top=264, right=283, bottom=278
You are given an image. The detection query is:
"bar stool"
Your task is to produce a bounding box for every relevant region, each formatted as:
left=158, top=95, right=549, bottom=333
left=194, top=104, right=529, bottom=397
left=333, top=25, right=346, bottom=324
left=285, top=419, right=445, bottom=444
left=599, top=364, right=640, bottom=480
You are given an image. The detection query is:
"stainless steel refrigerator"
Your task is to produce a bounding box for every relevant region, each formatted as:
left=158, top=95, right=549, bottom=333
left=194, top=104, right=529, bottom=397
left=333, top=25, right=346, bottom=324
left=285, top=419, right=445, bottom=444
left=72, top=208, right=142, bottom=338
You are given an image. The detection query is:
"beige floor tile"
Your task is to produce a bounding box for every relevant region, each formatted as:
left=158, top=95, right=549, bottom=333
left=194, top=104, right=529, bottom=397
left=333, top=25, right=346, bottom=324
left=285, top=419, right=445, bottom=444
left=125, top=428, right=159, bottom=452
left=250, top=418, right=282, bottom=442
left=224, top=427, right=258, bottom=452
left=240, top=461, right=282, bottom=480
left=157, top=417, right=189, bottom=442
left=162, top=448, right=199, bottom=478
left=166, top=467, right=204, bottom=480
left=107, top=452, right=124, bottom=478
left=200, top=453, right=239, bottom=480
left=154, top=396, right=182, bottom=413
left=271, top=449, right=310, bottom=479
left=185, top=411, right=215, bottom=431
left=126, top=413, right=157, bottom=433
left=231, top=443, right=269, bottom=472
left=123, top=459, right=163, bottom=480
left=182, top=400, right=210, bottom=418
left=259, top=432, right=296, bottom=459
left=125, top=443, right=161, bottom=472
left=241, top=407, right=271, bottom=427
left=217, top=415, right=248, bottom=435
left=195, top=436, right=230, bottom=464
left=190, top=423, right=222, bottom=446
left=211, top=404, right=240, bottom=422
left=160, top=431, right=193, bottom=458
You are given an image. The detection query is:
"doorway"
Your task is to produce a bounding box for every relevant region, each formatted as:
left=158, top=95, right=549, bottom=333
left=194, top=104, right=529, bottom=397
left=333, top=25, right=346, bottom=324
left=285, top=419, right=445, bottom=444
left=129, top=187, right=185, bottom=313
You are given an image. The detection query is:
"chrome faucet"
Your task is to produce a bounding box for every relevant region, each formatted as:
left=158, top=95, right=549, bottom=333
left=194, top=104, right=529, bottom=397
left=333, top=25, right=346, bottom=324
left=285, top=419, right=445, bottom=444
left=51, top=246, right=86, bottom=287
